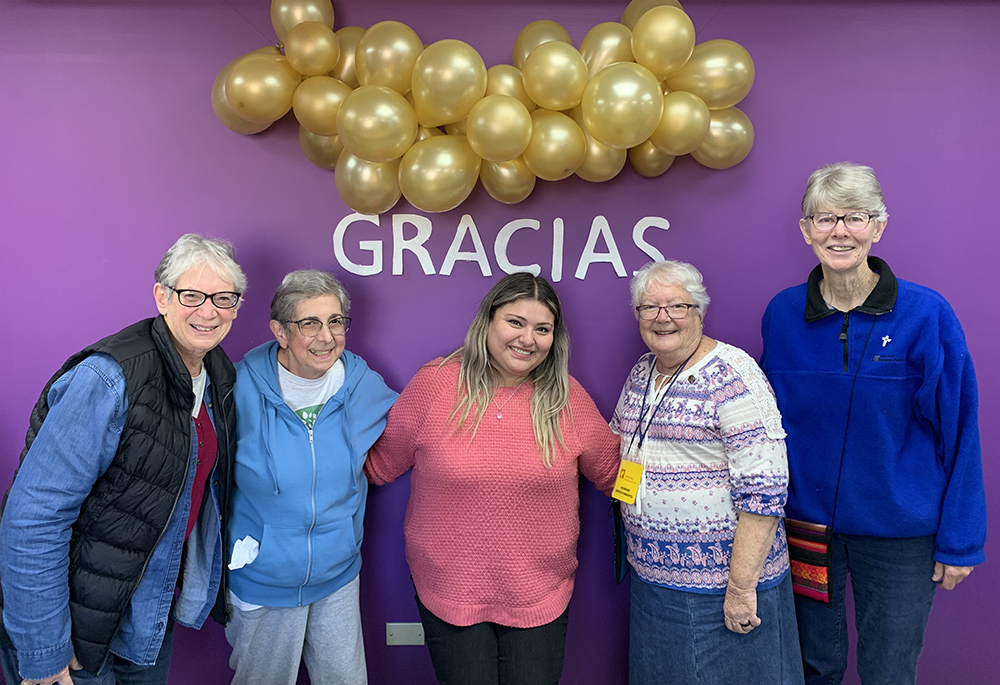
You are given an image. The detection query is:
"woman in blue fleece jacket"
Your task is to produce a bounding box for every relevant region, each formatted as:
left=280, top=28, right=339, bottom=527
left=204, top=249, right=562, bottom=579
left=760, top=162, right=986, bottom=685
left=226, top=270, right=397, bottom=685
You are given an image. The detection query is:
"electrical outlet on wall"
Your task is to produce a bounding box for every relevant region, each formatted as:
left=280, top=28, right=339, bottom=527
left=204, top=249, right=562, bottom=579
left=386, top=622, right=425, bottom=645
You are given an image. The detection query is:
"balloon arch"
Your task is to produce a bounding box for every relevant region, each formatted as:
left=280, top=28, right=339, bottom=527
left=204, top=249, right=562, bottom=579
left=213, top=0, right=756, bottom=215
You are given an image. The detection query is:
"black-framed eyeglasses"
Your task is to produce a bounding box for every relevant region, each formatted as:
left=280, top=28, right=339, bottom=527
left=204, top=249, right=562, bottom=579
left=168, top=286, right=241, bottom=309
left=285, top=316, right=352, bottom=337
left=806, top=212, right=876, bottom=232
left=635, top=303, right=698, bottom=320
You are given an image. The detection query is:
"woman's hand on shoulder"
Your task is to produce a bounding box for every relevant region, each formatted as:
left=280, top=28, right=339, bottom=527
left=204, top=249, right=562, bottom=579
left=933, top=562, right=974, bottom=590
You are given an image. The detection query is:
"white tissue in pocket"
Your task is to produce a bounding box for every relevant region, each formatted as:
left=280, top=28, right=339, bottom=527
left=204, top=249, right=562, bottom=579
left=228, top=535, right=260, bottom=570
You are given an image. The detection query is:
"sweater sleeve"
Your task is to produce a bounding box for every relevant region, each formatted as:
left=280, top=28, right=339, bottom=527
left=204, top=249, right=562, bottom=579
left=916, top=304, right=986, bottom=566
left=365, top=361, right=438, bottom=485
left=568, top=378, right=620, bottom=496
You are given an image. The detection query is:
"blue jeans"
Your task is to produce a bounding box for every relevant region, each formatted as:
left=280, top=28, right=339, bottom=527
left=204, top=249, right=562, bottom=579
left=796, top=534, right=937, bottom=685
left=629, top=570, right=804, bottom=685
left=0, top=615, right=174, bottom=685
left=415, top=594, right=569, bottom=685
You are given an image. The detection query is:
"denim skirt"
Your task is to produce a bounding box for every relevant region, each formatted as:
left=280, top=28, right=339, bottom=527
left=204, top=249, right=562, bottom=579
left=629, top=570, right=804, bottom=685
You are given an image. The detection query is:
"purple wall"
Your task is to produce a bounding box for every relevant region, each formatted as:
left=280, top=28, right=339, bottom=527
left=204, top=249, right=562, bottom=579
left=1, top=1, right=997, bottom=683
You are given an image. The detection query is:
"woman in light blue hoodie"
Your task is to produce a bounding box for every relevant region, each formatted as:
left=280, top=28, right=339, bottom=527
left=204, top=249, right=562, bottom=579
left=226, top=270, right=397, bottom=685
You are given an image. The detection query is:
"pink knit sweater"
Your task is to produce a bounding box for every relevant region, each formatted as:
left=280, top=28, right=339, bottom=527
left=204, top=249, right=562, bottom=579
left=366, top=359, right=620, bottom=628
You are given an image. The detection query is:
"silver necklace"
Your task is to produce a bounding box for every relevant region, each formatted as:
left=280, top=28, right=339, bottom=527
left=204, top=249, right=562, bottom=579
left=491, top=382, right=525, bottom=419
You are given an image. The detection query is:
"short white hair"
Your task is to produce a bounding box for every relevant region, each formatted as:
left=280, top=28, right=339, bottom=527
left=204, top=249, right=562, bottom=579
left=629, top=260, right=710, bottom=319
left=154, top=234, right=246, bottom=293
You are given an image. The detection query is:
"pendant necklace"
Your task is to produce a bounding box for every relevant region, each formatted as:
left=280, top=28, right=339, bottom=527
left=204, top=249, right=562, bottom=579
left=492, top=381, right=526, bottom=419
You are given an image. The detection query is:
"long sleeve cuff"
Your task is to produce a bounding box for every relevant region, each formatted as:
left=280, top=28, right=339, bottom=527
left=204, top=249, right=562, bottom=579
left=10, top=637, right=75, bottom=682
left=933, top=548, right=986, bottom=567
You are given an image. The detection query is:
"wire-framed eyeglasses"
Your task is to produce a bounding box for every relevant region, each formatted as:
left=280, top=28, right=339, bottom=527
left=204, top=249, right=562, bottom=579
left=635, top=303, right=698, bottom=320
left=284, top=316, right=352, bottom=337
left=806, top=212, right=876, bottom=232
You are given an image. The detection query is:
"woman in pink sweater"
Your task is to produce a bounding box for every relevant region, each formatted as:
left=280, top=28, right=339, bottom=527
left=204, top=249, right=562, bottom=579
left=366, top=273, right=620, bottom=685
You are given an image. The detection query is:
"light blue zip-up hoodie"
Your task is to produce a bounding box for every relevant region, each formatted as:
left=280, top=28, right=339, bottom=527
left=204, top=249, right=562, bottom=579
left=229, top=340, right=397, bottom=607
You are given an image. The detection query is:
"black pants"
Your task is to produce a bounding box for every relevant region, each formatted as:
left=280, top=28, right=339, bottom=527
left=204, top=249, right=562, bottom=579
left=416, top=594, right=569, bottom=685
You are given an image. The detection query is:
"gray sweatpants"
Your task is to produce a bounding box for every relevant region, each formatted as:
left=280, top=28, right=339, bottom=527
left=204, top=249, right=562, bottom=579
left=226, top=575, right=367, bottom=685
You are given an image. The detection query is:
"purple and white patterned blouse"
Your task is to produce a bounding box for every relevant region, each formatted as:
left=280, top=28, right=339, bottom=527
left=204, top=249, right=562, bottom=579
left=611, top=343, right=791, bottom=594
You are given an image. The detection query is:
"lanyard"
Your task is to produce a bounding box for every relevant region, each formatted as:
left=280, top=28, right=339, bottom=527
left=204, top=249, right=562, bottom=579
left=625, top=350, right=696, bottom=456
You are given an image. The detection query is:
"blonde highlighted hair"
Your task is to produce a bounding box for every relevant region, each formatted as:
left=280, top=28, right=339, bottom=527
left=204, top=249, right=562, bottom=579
left=444, top=273, right=571, bottom=467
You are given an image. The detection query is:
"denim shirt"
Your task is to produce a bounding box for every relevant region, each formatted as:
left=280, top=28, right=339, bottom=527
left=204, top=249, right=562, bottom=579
left=0, top=353, right=224, bottom=680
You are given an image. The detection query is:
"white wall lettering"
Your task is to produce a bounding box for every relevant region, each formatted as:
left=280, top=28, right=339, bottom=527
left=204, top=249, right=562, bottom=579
left=551, top=217, right=564, bottom=283
left=574, top=215, right=626, bottom=280
left=392, top=214, right=435, bottom=275
left=334, top=213, right=382, bottom=276
left=632, top=217, right=670, bottom=271
left=440, top=214, right=492, bottom=277
left=332, top=213, right=673, bottom=280
left=495, top=218, right=542, bottom=276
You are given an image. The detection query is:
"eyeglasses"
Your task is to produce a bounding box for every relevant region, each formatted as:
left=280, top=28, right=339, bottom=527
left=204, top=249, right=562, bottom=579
left=168, top=287, right=241, bottom=309
left=806, top=212, right=876, bottom=232
left=635, top=303, right=698, bottom=320
left=285, top=316, right=352, bottom=337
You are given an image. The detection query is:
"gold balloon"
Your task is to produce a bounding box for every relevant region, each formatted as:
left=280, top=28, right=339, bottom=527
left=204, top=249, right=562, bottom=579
left=330, top=26, right=365, bottom=88
left=577, top=134, right=627, bottom=182
left=398, top=135, right=482, bottom=213
left=522, top=41, right=588, bottom=111
left=666, top=39, right=755, bottom=109
left=225, top=52, right=302, bottom=124
left=298, top=126, right=344, bottom=169
left=416, top=125, right=445, bottom=141
left=292, top=75, right=352, bottom=136
left=211, top=52, right=275, bottom=134
left=411, top=39, right=488, bottom=128
left=580, top=22, right=634, bottom=78
left=690, top=106, right=754, bottom=169
left=629, top=139, right=676, bottom=177
left=466, top=95, right=532, bottom=162
left=649, top=90, right=710, bottom=155
left=485, top=65, right=536, bottom=112
left=335, top=149, right=402, bottom=215
left=581, top=62, right=663, bottom=149
left=284, top=21, right=340, bottom=77
left=522, top=109, right=586, bottom=181
left=270, top=0, right=334, bottom=43
left=621, top=0, right=684, bottom=30
left=512, top=20, right=572, bottom=71
left=481, top=157, right=537, bottom=204
left=444, top=117, right=468, bottom=135
left=355, top=21, right=423, bottom=94
left=566, top=106, right=626, bottom=182
left=631, top=6, right=695, bottom=79
left=337, top=85, right=417, bottom=163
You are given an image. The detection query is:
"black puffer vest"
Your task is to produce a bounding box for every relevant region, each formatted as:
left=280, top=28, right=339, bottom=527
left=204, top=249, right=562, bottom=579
left=1, top=316, right=235, bottom=674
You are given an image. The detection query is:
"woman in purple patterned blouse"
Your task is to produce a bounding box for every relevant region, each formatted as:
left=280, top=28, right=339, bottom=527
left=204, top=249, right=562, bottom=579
left=611, top=260, right=802, bottom=685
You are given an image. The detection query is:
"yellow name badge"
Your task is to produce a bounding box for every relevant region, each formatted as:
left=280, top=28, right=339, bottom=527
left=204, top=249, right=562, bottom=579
left=612, top=460, right=644, bottom=504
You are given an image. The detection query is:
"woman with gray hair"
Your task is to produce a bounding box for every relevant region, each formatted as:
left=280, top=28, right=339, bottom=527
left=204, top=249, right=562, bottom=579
left=761, top=162, right=985, bottom=684
left=226, top=269, right=397, bottom=685
left=612, top=260, right=802, bottom=685
left=365, top=273, right=620, bottom=685
left=1, top=234, right=244, bottom=685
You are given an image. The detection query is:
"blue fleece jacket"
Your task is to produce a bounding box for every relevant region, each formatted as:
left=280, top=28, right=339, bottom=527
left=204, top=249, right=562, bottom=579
left=760, top=257, right=986, bottom=567
left=228, top=341, right=397, bottom=607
